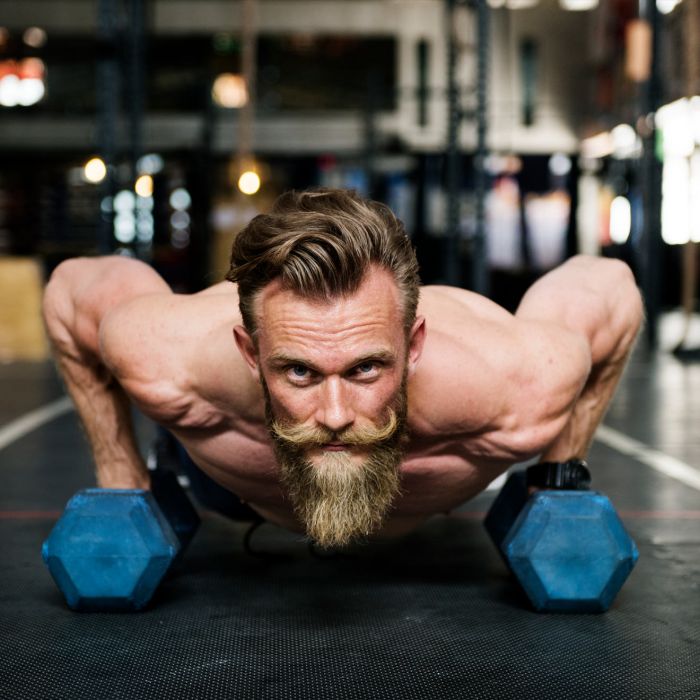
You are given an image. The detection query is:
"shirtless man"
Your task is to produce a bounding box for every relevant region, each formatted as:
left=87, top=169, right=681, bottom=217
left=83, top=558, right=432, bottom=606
left=42, top=188, right=644, bottom=549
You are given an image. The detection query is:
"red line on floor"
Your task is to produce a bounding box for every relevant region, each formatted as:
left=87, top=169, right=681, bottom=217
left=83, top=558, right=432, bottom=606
left=0, top=510, right=62, bottom=520
left=618, top=510, right=700, bottom=519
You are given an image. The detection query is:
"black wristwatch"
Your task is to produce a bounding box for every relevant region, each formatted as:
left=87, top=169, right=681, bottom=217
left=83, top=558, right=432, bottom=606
left=526, top=460, right=592, bottom=490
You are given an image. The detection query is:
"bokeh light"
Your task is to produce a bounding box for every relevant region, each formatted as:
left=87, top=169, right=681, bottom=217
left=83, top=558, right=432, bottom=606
left=610, top=196, right=631, bottom=244
left=0, top=74, right=20, bottom=107
left=135, top=174, right=153, bottom=198
left=84, top=157, right=107, bottom=184
left=18, top=79, right=45, bottom=106
left=212, top=73, right=248, bottom=108
left=137, top=153, right=164, bottom=175
left=169, top=188, right=191, bottom=211
left=0, top=58, right=47, bottom=108
left=23, top=27, right=47, bottom=48
left=548, top=153, right=572, bottom=177
left=238, top=170, right=261, bottom=196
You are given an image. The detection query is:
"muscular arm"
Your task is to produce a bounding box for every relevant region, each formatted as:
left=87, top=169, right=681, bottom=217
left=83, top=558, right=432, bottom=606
left=418, top=256, right=642, bottom=465
left=42, top=256, right=172, bottom=489
left=515, top=255, right=643, bottom=461
left=414, top=286, right=592, bottom=462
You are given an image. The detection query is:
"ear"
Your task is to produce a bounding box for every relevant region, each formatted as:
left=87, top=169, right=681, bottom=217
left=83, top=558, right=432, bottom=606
left=406, top=316, right=426, bottom=376
left=233, top=325, right=261, bottom=381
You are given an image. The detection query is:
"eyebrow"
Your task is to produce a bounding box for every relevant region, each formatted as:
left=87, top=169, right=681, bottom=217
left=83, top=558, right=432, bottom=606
left=267, top=349, right=397, bottom=373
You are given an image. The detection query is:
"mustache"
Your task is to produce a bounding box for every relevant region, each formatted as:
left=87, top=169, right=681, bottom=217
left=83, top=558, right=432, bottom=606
left=270, top=409, right=399, bottom=449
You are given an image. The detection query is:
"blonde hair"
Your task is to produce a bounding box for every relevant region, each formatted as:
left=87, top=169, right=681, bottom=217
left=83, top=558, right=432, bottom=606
left=226, top=188, right=420, bottom=333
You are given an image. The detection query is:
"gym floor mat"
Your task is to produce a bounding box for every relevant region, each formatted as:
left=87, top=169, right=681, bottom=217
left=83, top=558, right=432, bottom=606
left=1, top=349, right=699, bottom=700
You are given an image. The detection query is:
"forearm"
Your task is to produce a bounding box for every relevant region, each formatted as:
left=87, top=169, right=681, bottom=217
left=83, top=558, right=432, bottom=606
left=55, top=351, right=149, bottom=489
left=539, top=361, right=620, bottom=462
left=42, top=257, right=169, bottom=489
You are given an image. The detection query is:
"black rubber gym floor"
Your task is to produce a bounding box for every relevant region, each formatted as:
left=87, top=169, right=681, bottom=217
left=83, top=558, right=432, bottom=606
left=1, top=339, right=699, bottom=699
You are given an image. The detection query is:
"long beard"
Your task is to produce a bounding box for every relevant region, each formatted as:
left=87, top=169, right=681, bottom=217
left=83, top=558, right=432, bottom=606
left=262, top=378, right=408, bottom=549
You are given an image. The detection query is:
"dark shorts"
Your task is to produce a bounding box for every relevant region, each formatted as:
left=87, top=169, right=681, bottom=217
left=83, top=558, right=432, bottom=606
left=157, top=428, right=262, bottom=522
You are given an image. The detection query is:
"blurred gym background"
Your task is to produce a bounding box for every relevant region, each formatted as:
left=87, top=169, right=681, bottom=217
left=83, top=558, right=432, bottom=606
left=1, top=0, right=698, bottom=361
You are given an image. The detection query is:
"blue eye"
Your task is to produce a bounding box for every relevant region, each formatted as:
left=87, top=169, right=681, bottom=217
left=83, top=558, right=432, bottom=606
left=292, top=365, right=307, bottom=376
left=357, top=362, right=374, bottom=373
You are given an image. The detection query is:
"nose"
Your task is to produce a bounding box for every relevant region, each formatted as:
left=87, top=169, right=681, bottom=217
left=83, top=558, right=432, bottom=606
left=314, top=376, right=355, bottom=434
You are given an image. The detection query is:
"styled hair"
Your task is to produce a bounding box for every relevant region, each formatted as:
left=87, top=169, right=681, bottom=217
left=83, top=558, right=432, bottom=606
left=226, top=188, right=420, bottom=334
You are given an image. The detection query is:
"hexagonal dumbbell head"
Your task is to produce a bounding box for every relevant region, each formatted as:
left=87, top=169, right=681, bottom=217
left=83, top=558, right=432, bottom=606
left=502, top=491, right=639, bottom=613
left=42, top=489, right=180, bottom=612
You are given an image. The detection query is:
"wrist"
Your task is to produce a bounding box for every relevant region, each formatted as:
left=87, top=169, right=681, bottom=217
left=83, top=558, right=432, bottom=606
left=97, top=479, right=151, bottom=491
left=96, top=462, right=151, bottom=490
left=97, top=476, right=151, bottom=490
left=526, top=460, right=591, bottom=491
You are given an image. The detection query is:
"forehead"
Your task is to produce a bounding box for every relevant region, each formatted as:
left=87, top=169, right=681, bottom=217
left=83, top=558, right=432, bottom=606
left=254, top=267, right=404, bottom=361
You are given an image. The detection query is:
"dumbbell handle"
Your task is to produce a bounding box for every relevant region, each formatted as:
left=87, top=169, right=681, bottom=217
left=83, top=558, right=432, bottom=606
left=526, top=460, right=591, bottom=490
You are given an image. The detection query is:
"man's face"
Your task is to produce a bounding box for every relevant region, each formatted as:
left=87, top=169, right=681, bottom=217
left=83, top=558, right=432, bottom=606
left=234, top=266, right=425, bottom=548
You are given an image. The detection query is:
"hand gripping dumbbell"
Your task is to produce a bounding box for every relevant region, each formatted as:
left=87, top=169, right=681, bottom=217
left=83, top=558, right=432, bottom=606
left=42, top=468, right=200, bottom=612
left=484, top=460, right=639, bottom=613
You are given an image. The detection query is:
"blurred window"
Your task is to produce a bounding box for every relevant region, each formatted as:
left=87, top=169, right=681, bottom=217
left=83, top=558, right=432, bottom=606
left=257, top=35, right=396, bottom=112
left=0, top=34, right=396, bottom=115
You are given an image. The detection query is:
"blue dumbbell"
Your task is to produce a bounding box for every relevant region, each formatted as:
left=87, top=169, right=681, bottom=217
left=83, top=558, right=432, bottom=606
left=484, top=461, right=639, bottom=613
left=42, top=470, right=200, bottom=612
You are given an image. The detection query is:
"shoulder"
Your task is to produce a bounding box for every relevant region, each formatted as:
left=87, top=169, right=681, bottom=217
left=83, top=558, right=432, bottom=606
left=408, top=285, right=590, bottom=459
left=409, top=286, right=516, bottom=437
left=98, top=282, right=258, bottom=426
left=418, top=284, right=516, bottom=331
